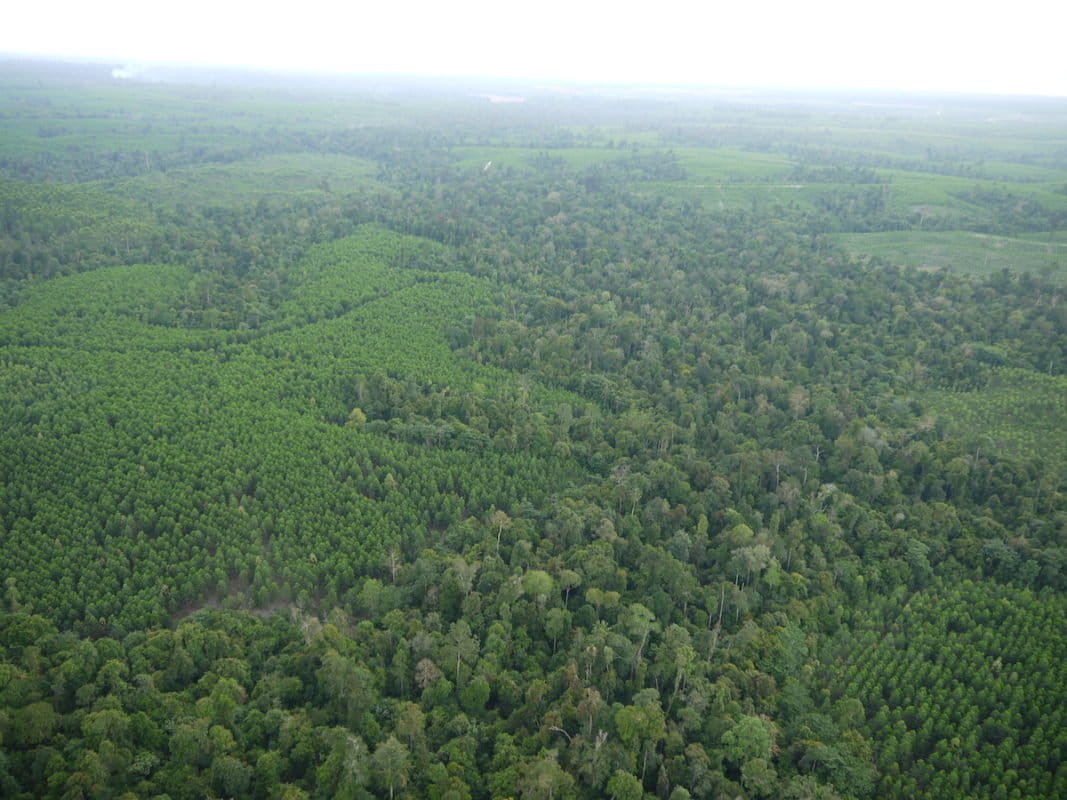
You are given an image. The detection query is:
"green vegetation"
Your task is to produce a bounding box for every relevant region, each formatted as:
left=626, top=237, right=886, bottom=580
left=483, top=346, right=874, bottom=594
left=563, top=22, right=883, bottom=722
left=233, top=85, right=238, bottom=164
left=834, top=231, right=1067, bottom=282
left=828, top=581, right=1067, bottom=799
left=923, top=368, right=1067, bottom=465
left=452, top=145, right=629, bottom=170
left=0, top=179, right=158, bottom=281
left=0, top=61, right=1064, bottom=799
left=1, top=227, right=582, bottom=635
left=111, top=153, right=384, bottom=210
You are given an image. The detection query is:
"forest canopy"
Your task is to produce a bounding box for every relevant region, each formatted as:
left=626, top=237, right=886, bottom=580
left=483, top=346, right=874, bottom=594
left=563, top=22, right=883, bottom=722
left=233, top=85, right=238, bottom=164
left=0, top=61, right=1064, bottom=800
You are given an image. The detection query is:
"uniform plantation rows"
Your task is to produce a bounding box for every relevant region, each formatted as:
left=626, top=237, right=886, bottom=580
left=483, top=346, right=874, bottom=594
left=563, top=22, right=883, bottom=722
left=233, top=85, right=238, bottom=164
left=922, top=368, right=1067, bottom=466
left=1, top=228, right=584, bottom=632
left=829, top=582, right=1067, bottom=800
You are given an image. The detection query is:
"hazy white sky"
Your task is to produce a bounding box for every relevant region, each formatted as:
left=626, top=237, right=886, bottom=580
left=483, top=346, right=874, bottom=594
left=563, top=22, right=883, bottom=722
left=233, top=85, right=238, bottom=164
left=4, top=0, right=1067, bottom=96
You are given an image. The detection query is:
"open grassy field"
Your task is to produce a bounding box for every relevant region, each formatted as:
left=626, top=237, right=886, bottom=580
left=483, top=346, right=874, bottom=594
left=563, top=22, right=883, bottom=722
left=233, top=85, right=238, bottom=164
left=1019, top=230, right=1067, bottom=243
left=670, top=147, right=794, bottom=181
left=638, top=144, right=1067, bottom=229
left=878, top=169, right=1067, bottom=219
left=834, top=230, right=1067, bottom=281
left=106, top=153, right=384, bottom=209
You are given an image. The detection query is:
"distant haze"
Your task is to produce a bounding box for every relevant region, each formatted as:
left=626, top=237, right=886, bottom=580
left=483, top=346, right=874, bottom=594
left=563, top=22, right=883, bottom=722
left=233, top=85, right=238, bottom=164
left=5, top=0, right=1067, bottom=97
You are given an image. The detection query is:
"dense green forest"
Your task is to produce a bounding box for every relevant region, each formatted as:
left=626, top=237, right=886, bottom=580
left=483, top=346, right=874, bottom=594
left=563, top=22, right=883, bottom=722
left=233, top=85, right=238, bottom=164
left=1, top=60, right=1065, bottom=800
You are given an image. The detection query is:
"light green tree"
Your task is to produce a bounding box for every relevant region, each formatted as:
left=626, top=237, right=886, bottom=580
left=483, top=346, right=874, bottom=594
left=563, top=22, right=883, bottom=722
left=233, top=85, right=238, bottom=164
left=372, top=736, right=412, bottom=800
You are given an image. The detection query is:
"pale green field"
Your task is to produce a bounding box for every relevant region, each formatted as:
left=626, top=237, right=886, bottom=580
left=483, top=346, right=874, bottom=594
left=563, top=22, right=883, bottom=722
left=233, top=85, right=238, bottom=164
left=671, top=147, right=794, bottom=181
left=973, top=160, right=1067, bottom=182
left=105, top=153, right=384, bottom=208
left=834, top=230, right=1067, bottom=281
left=1019, top=230, right=1067, bottom=243
left=632, top=146, right=809, bottom=209
left=878, top=170, right=1067, bottom=215
left=640, top=148, right=1067, bottom=232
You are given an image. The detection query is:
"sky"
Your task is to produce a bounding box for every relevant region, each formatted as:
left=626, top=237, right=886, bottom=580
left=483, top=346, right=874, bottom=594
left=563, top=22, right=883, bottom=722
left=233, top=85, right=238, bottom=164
left=4, top=0, right=1067, bottom=97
